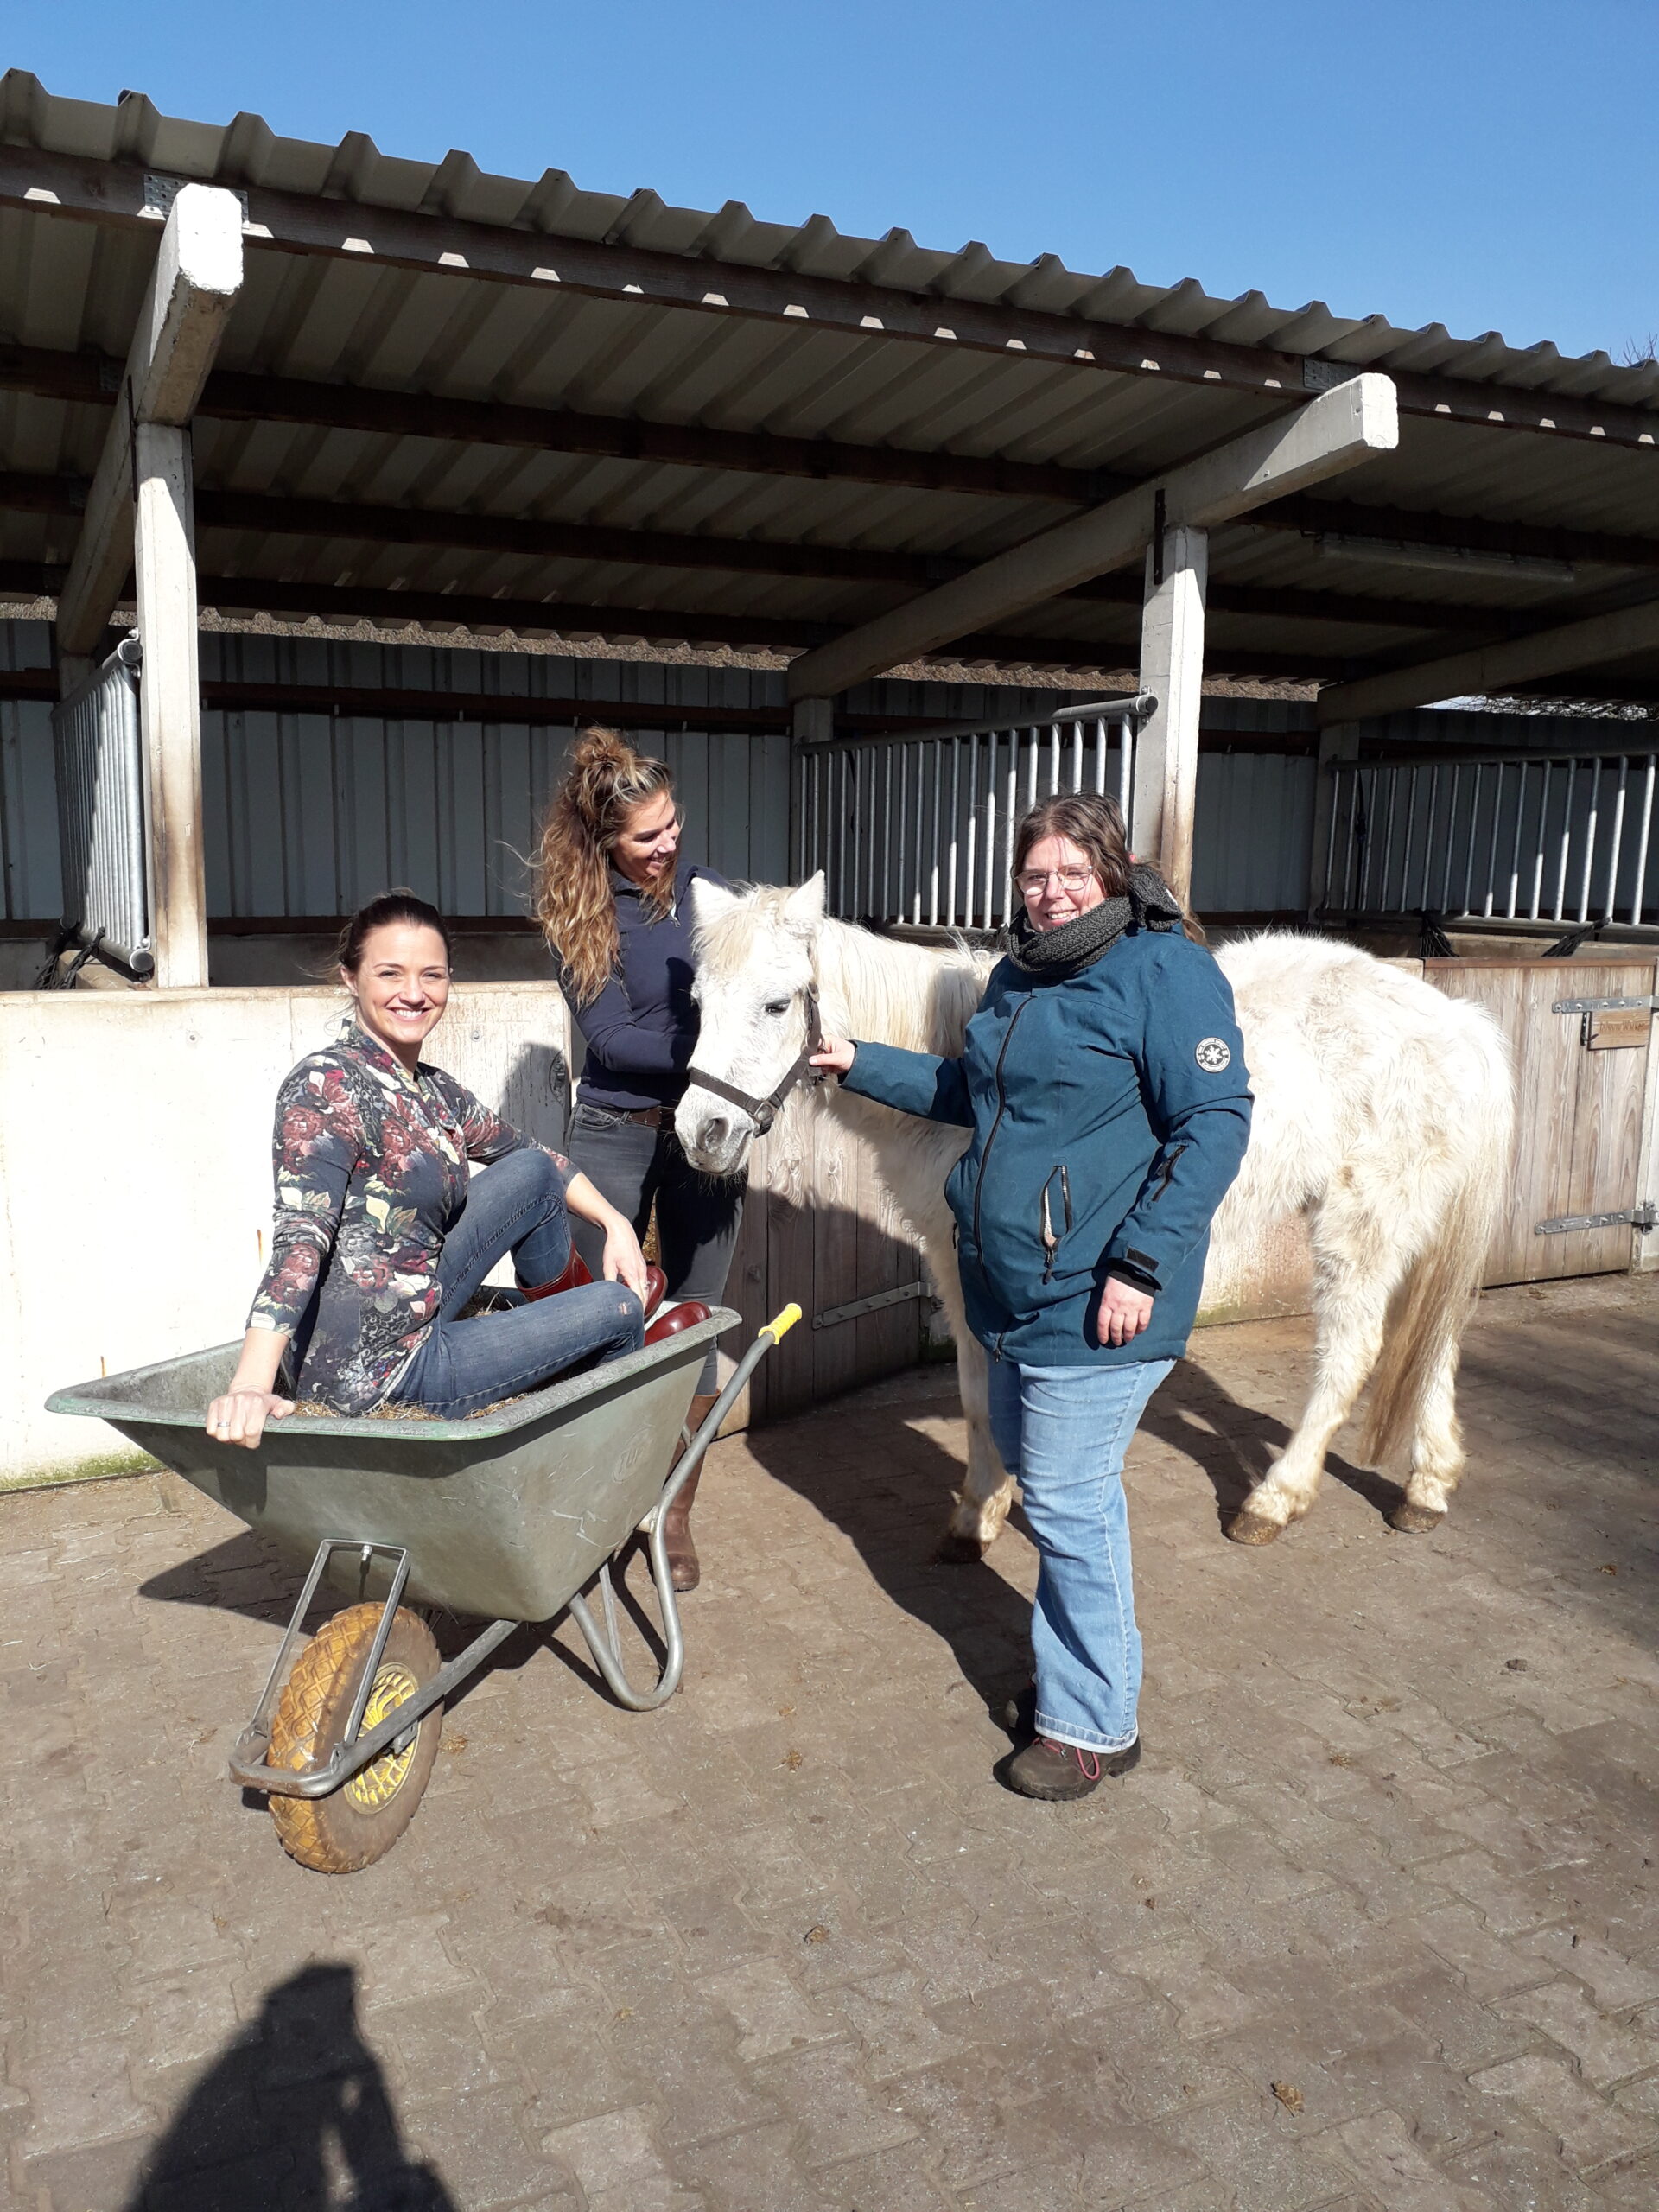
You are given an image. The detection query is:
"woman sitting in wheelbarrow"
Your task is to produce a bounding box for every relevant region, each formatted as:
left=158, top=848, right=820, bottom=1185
left=207, top=892, right=664, bottom=1447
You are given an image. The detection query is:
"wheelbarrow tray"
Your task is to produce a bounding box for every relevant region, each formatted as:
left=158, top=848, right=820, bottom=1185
left=47, top=1307, right=739, bottom=1623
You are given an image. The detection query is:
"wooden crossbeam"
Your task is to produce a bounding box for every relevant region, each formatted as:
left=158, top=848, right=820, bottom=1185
left=1316, top=597, right=1659, bottom=722
left=0, top=558, right=1345, bottom=679
left=4, top=137, right=1658, bottom=454
left=787, top=376, right=1400, bottom=698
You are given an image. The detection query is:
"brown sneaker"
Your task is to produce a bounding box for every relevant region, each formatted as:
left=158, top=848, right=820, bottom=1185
left=1005, top=1733, right=1141, bottom=1802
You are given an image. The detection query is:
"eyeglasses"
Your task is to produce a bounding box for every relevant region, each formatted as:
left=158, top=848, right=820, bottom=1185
left=1016, top=867, right=1096, bottom=897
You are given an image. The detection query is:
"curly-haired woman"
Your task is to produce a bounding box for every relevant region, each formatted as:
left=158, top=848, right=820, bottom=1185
left=536, top=728, right=743, bottom=1589
left=206, top=892, right=656, bottom=1449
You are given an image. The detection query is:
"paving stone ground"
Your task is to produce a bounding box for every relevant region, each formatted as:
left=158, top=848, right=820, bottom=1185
left=3, top=1270, right=1657, bottom=2212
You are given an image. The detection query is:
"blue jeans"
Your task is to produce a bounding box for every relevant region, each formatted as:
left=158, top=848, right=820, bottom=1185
left=987, top=1355, right=1174, bottom=1754
left=391, top=1149, right=644, bottom=1418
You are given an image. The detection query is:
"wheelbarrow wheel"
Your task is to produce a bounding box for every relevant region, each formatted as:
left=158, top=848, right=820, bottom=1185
left=266, top=1603, right=442, bottom=1873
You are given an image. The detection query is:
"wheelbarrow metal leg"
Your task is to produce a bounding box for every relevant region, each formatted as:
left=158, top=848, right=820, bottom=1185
left=572, top=1306, right=798, bottom=1712
left=568, top=1545, right=685, bottom=1712
left=231, top=1612, right=521, bottom=1797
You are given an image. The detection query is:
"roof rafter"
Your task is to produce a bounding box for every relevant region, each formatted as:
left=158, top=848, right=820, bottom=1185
left=0, top=470, right=1616, bottom=641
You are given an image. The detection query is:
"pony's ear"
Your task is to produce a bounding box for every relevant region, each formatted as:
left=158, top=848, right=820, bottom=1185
left=686, top=875, right=742, bottom=938
left=782, top=872, right=826, bottom=938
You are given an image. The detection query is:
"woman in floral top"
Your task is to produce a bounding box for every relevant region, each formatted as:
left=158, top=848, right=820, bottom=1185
left=207, top=893, right=651, bottom=1446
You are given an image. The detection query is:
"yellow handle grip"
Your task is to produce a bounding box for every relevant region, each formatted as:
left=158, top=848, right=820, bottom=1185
left=762, top=1302, right=803, bottom=1343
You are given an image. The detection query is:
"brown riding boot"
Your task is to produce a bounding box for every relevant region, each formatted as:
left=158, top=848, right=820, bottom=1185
left=662, top=1391, right=720, bottom=1592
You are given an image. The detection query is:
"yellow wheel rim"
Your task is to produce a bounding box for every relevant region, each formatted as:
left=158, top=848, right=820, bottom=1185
left=344, top=1662, right=422, bottom=1811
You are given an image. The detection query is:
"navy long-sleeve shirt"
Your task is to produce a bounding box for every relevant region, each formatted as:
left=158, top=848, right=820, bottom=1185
left=555, top=864, right=729, bottom=1112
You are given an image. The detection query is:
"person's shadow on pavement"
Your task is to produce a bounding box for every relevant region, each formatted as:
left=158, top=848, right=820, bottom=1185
left=124, top=1961, right=455, bottom=2211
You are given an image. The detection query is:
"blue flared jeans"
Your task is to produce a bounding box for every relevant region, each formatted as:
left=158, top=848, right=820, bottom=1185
left=390, top=1148, right=644, bottom=1418
left=987, top=1354, right=1174, bottom=1755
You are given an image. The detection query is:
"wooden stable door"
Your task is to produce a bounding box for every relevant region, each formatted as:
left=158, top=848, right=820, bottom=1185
left=1425, top=958, right=1657, bottom=1285
left=710, top=1102, right=929, bottom=1432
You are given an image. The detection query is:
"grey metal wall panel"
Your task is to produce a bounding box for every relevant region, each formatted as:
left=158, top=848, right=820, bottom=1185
left=0, top=696, right=60, bottom=922
left=1191, top=753, right=1316, bottom=914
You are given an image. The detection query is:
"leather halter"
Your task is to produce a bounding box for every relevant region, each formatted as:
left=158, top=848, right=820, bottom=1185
left=686, top=985, right=825, bottom=1138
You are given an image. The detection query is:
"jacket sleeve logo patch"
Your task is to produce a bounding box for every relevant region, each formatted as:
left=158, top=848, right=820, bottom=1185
left=1195, top=1036, right=1231, bottom=1072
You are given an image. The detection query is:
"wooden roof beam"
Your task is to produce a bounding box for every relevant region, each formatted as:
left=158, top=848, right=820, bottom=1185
left=1, top=143, right=1656, bottom=454
left=54, top=184, right=243, bottom=656
left=1317, top=598, right=1659, bottom=722
left=0, top=557, right=1345, bottom=678
left=786, top=377, right=1399, bottom=699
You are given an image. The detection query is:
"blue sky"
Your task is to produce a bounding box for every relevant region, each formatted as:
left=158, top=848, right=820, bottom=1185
left=8, top=1, right=1655, bottom=364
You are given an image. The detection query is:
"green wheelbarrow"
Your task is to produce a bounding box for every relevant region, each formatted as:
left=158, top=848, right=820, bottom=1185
left=48, top=1303, right=799, bottom=1872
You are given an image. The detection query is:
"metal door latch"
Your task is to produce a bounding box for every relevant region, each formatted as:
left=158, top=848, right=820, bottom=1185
left=813, top=1281, right=926, bottom=1330
left=1535, top=1203, right=1657, bottom=1236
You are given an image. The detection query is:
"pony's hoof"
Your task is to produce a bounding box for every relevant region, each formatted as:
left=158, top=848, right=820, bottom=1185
left=1388, top=1501, right=1446, bottom=1534
left=936, top=1531, right=986, bottom=1565
left=1225, top=1508, right=1287, bottom=1547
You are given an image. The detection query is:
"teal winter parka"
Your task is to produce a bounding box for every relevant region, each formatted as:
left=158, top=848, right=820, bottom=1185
left=841, top=928, right=1253, bottom=1367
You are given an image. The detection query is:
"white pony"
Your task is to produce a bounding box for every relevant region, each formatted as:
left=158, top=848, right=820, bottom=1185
left=677, top=874, right=1515, bottom=1554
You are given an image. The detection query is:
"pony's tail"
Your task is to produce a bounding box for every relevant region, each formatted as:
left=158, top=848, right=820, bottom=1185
left=1360, top=1015, right=1514, bottom=1468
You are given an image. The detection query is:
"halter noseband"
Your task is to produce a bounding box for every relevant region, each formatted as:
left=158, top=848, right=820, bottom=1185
left=686, top=986, right=825, bottom=1139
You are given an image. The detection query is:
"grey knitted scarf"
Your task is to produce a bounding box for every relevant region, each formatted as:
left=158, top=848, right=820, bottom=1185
left=1006, top=861, right=1184, bottom=977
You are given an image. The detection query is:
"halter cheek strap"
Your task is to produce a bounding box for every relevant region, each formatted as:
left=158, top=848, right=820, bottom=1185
left=686, top=987, right=825, bottom=1139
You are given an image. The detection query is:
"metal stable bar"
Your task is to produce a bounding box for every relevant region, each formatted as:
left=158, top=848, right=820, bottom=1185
left=1577, top=759, right=1603, bottom=923
left=1480, top=762, right=1505, bottom=919
left=1504, top=761, right=1528, bottom=919
left=1529, top=761, right=1552, bottom=920
left=964, top=734, right=979, bottom=929
left=1553, top=760, right=1575, bottom=922
left=1630, top=758, right=1656, bottom=926
left=1603, top=758, right=1630, bottom=922
left=1438, top=766, right=1462, bottom=913
left=1418, top=762, right=1441, bottom=912
left=946, top=738, right=961, bottom=927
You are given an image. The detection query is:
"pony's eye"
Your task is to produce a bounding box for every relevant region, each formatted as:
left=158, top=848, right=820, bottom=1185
left=763, top=999, right=790, bottom=1017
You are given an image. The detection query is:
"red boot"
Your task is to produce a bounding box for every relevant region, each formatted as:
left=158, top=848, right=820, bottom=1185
left=524, top=1253, right=668, bottom=1320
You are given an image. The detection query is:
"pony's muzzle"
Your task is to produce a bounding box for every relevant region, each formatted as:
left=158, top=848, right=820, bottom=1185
left=674, top=1092, right=753, bottom=1178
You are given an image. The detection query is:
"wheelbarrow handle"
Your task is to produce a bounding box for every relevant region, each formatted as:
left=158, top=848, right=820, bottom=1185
left=762, top=1302, right=803, bottom=1342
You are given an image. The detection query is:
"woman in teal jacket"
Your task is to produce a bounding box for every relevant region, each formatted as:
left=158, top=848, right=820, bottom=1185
left=813, top=792, right=1252, bottom=1800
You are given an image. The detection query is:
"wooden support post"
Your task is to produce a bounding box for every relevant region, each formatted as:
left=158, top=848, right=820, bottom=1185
left=134, top=423, right=208, bottom=988
left=1132, top=525, right=1206, bottom=902
left=1306, top=721, right=1361, bottom=918
left=53, top=182, right=241, bottom=990
left=791, top=698, right=832, bottom=880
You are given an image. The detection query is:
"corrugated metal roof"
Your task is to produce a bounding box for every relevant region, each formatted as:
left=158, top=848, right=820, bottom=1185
left=1, top=73, right=1656, bottom=691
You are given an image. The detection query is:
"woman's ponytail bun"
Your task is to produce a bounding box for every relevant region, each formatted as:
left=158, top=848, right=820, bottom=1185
left=534, top=728, right=677, bottom=1003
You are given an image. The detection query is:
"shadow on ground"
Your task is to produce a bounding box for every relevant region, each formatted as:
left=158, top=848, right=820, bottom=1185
left=741, top=1394, right=1037, bottom=1719
left=123, top=1963, right=454, bottom=2210
left=1141, top=1357, right=1408, bottom=1530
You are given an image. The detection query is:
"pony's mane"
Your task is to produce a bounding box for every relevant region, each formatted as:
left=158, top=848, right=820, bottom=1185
left=695, top=887, right=990, bottom=1057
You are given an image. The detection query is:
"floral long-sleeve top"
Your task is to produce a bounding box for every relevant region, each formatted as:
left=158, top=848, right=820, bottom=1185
left=248, top=1019, right=571, bottom=1413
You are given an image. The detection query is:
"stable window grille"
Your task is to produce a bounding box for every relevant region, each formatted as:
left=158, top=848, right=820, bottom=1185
left=1322, top=741, right=1659, bottom=931
left=797, top=698, right=1148, bottom=929
left=51, top=636, right=154, bottom=976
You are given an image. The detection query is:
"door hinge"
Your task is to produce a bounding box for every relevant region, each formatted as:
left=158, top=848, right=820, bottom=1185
left=813, top=1281, right=926, bottom=1330
left=1535, top=1203, right=1656, bottom=1236
left=1551, top=994, right=1659, bottom=1015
